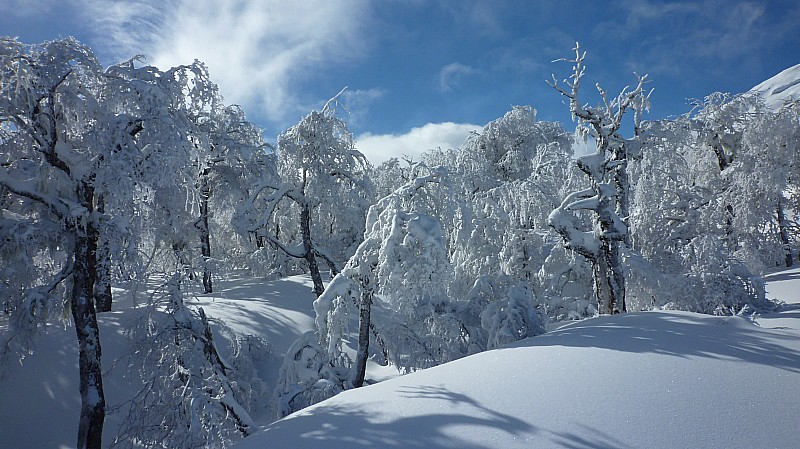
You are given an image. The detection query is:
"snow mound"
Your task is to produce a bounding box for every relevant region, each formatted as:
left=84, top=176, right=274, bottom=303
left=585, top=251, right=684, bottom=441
left=236, top=272, right=800, bottom=449
left=750, top=63, right=800, bottom=110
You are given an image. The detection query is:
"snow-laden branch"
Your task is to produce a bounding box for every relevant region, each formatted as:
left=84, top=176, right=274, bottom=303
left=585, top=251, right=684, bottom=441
left=0, top=170, right=75, bottom=219
left=313, top=246, right=341, bottom=275
left=262, top=233, right=306, bottom=259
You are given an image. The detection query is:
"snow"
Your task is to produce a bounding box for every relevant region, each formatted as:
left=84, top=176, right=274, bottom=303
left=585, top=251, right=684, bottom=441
left=0, top=274, right=319, bottom=449
left=2, top=270, right=799, bottom=448
left=749, top=63, right=800, bottom=110
left=236, top=269, right=800, bottom=449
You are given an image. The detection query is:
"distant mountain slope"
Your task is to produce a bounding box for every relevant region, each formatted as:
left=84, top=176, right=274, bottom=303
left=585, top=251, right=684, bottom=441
left=750, top=63, right=800, bottom=110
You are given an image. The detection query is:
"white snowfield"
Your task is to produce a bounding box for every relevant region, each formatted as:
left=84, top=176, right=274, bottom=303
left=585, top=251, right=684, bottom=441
left=235, top=268, right=800, bottom=449
left=1, top=270, right=799, bottom=449
left=750, top=63, right=800, bottom=110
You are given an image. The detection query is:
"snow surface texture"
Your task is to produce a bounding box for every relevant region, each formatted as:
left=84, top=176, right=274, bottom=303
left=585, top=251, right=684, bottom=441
left=2, top=271, right=799, bottom=448
left=750, top=63, right=800, bottom=110
left=0, top=275, right=319, bottom=449
left=235, top=269, right=800, bottom=449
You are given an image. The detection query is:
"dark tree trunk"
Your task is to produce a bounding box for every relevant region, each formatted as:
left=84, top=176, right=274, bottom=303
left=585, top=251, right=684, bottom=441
left=724, top=204, right=737, bottom=251
left=711, top=133, right=732, bottom=172
left=607, top=242, right=626, bottom=313
left=592, top=241, right=625, bottom=315
left=72, top=181, right=105, bottom=449
left=198, top=180, right=213, bottom=294
left=301, top=203, right=325, bottom=297
left=353, top=286, right=373, bottom=388
left=777, top=204, right=793, bottom=267
left=93, top=194, right=112, bottom=312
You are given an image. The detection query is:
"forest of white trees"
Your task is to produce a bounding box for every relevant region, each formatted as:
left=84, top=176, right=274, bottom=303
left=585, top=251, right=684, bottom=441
left=1, top=38, right=799, bottom=448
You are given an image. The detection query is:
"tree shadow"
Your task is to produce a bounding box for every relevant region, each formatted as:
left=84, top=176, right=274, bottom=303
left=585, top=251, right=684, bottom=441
left=189, top=275, right=318, bottom=353
left=245, top=384, right=641, bottom=449
left=549, top=423, right=637, bottom=449
left=502, top=312, right=800, bottom=373
left=762, top=269, right=800, bottom=283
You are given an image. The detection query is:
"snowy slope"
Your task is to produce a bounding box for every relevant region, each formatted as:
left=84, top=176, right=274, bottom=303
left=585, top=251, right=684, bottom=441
left=0, top=274, right=320, bottom=449
left=750, top=63, right=800, bottom=110
left=235, top=270, right=800, bottom=449
left=2, top=270, right=799, bottom=448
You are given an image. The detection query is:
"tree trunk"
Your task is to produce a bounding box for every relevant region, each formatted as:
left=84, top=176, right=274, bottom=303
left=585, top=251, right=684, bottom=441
left=198, top=181, right=213, bottom=294
left=301, top=203, right=325, bottom=297
left=94, top=194, right=112, bottom=312
left=607, top=241, right=626, bottom=313
left=72, top=182, right=105, bottom=449
left=613, top=145, right=632, bottom=248
left=776, top=204, right=793, bottom=267
left=93, top=244, right=112, bottom=312
left=352, top=286, right=372, bottom=388
left=593, top=240, right=626, bottom=315
left=724, top=204, right=737, bottom=252
left=710, top=133, right=732, bottom=171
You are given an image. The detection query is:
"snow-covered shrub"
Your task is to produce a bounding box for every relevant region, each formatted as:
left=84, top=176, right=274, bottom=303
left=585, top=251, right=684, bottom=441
left=679, top=236, right=772, bottom=315
left=478, top=282, right=545, bottom=349
left=537, top=243, right=596, bottom=321
left=224, top=334, right=272, bottom=419
left=273, top=331, right=348, bottom=418
left=115, top=276, right=254, bottom=448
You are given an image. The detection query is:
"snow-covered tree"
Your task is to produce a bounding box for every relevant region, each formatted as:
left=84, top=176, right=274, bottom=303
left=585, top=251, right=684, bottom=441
left=115, top=275, right=257, bottom=448
left=623, top=97, right=774, bottom=313
left=454, top=105, right=572, bottom=193
left=277, top=165, right=464, bottom=416
left=548, top=43, right=650, bottom=314
left=711, top=98, right=799, bottom=270
left=177, top=67, right=270, bottom=293
left=0, top=38, right=254, bottom=448
left=441, top=106, right=574, bottom=297
left=237, top=93, right=373, bottom=296
left=0, top=38, right=143, bottom=448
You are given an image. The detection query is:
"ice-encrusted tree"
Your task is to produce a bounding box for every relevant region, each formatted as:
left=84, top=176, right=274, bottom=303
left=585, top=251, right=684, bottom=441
left=547, top=43, right=651, bottom=314
left=691, top=94, right=800, bottom=271
left=276, top=166, right=457, bottom=417
left=115, top=275, right=257, bottom=449
left=237, top=93, right=373, bottom=296
left=0, top=38, right=173, bottom=449
left=0, top=38, right=244, bottom=448
left=0, top=38, right=141, bottom=449
left=190, top=87, right=269, bottom=293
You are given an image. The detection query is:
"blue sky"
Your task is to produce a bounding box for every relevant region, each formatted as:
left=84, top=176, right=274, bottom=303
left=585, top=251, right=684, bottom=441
left=2, top=0, right=799, bottom=163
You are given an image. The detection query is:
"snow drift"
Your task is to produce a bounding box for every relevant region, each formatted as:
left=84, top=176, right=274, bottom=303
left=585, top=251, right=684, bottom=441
left=235, top=269, right=800, bottom=449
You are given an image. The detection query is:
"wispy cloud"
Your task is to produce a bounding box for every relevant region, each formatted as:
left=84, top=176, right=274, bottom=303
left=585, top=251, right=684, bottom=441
left=76, top=0, right=371, bottom=133
left=440, top=2, right=503, bottom=37
left=338, top=87, right=387, bottom=129
left=356, top=122, right=479, bottom=165
left=606, top=0, right=786, bottom=77
left=438, top=62, right=478, bottom=92
left=0, top=0, right=57, bottom=17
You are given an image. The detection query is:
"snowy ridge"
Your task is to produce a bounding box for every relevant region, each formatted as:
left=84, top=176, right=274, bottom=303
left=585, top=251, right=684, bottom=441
left=749, top=63, right=800, bottom=110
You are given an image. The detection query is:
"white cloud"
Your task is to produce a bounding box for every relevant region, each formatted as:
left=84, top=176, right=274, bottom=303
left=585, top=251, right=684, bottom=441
left=356, top=122, right=480, bottom=165
left=438, top=62, right=478, bottom=92
left=77, top=0, right=370, bottom=130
